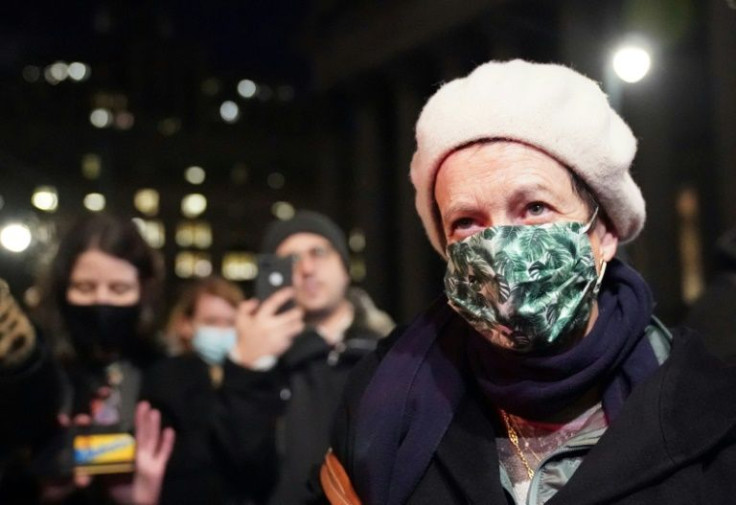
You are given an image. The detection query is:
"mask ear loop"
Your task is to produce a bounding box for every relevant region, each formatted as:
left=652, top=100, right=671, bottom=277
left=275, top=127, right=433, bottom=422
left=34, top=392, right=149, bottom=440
left=580, top=206, right=599, bottom=234
left=582, top=207, right=605, bottom=297
left=592, top=259, right=607, bottom=297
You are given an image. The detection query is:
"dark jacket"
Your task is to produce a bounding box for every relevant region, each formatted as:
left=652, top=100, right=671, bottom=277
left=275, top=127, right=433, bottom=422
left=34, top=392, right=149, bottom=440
left=268, top=289, right=392, bottom=505
left=326, top=325, right=736, bottom=504
left=0, top=341, right=64, bottom=504
left=141, top=354, right=279, bottom=505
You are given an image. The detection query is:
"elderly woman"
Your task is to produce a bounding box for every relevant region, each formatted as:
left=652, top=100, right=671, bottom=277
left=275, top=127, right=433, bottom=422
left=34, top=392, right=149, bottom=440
left=318, top=60, right=736, bottom=505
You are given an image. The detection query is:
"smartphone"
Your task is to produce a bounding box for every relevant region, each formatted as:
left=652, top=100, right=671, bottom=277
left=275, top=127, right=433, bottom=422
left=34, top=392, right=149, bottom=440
left=73, top=431, right=136, bottom=475
left=255, top=254, right=295, bottom=312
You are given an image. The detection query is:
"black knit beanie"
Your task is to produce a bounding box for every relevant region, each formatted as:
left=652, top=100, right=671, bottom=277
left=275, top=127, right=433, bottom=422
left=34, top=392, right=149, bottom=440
left=260, top=211, right=350, bottom=269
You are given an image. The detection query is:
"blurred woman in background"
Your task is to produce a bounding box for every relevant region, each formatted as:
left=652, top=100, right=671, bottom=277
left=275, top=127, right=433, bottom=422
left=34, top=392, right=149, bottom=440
left=142, top=276, right=278, bottom=505
left=0, top=214, right=174, bottom=504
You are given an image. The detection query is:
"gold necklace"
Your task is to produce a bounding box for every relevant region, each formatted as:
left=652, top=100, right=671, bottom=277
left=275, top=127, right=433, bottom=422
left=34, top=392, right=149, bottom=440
left=500, top=410, right=535, bottom=480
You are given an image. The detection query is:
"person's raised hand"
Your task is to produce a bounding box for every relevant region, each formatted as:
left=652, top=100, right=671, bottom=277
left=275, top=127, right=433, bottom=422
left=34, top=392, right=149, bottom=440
left=131, top=401, right=175, bottom=505
left=233, top=287, right=304, bottom=368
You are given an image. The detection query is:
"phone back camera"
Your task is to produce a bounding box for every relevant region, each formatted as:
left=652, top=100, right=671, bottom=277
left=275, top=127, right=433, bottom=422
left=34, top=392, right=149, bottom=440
left=269, top=271, right=285, bottom=287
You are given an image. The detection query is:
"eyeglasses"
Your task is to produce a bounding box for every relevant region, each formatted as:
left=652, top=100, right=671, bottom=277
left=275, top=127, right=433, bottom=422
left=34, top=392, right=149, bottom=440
left=288, top=245, right=335, bottom=265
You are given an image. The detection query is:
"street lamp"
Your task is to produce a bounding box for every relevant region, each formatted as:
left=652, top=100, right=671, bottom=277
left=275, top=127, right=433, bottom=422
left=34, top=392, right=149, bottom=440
left=612, top=45, right=652, bottom=83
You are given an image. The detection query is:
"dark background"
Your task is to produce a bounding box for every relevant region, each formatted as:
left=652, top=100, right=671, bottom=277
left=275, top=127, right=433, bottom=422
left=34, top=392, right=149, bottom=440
left=0, top=0, right=734, bottom=327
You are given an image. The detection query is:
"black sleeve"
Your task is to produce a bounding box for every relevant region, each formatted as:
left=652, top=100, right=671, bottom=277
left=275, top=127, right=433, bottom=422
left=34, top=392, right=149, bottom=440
left=0, top=336, right=64, bottom=454
left=141, top=356, right=284, bottom=505
left=211, top=359, right=284, bottom=504
left=306, top=326, right=405, bottom=503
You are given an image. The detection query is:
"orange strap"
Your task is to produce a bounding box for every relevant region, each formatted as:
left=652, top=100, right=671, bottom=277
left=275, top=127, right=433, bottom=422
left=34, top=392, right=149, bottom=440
left=320, top=448, right=362, bottom=505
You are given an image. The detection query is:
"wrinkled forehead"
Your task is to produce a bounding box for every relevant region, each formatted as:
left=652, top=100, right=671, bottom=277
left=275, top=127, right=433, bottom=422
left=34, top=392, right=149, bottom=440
left=433, top=140, right=578, bottom=202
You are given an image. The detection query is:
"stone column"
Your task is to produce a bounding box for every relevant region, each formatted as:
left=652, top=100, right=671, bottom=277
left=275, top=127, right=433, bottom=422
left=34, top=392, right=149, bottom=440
left=390, top=69, right=446, bottom=322
left=350, top=91, right=393, bottom=312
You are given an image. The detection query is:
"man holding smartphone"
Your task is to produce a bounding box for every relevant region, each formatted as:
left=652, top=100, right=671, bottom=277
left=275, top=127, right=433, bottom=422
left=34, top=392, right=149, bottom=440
left=230, top=211, right=394, bottom=505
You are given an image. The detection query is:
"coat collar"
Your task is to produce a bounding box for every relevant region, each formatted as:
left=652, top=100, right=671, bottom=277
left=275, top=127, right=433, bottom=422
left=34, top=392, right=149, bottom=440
left=550, top=329, right=736, bottom=504
left=434, top=329, right=736, bottom=505
left=435, top=390, right=509, bottom=504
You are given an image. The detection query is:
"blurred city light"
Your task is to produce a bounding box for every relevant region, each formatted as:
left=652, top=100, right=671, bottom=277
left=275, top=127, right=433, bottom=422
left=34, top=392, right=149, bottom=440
left=222, top=252, right=258, bottom=281
left=175, top=222, right=194, bottom=248
left=220, top=101, right=240, bottom=123
left=193, top=222, right=212, bottom=249
left=267, top=172, right=285, bottom=189
left=175, top=252, right=212, bottom=278
left=257, top=85, right=273, bottom=101
left=194, top=257, right=213, bottom=277
left=271, top=201, right=295, bottom=220
left=237, top=79, right=257, bottom=98
left=43, top=66, right=59, bottom=85
left=185, top=166, right=206, bottom=185
left=90, top=108, right=113, bottom=128
left=0, top=223, right=32, bottom=253
left=82, top=153, right=102, bottom=179
left=133, top=218, right=166, bottom=248
left=350, top=257, right=367, bottom=282
left=612, top=45, right=652, bottom=83
left=83, top=193, right=106, bottom=212
left=231, top=164, right=248, bottom=185
left=22, top=66, right=41, bottom=83
left=31, top=186, right=59, bottom=212
left=115, top=111, right=135, bottom=130
left=24, top=286, right=41, bottom=308
left=202, top=78, right=221, bottom=96
left=158, top=117, right=181, bottom=136
left=49, top=61, right=69, bottom=82
left=67, top=62, right=90, bottom=81
left=176, top=221, right=211, bottom=248
left=181, top=193, right=207, bottom=218
left=134, top=189, right=160, bottom=216
left=349, top=228, right=366, bottom=252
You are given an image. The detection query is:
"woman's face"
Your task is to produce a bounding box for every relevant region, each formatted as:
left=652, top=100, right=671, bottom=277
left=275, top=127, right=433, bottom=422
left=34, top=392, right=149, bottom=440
left=66, top=249, right=141, bottom=306
left=434, top=140, right=618, bottom=264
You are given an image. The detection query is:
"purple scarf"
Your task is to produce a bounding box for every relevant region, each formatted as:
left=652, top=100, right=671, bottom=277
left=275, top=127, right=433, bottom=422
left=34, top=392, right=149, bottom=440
left=353, top=259, right=659, bottom=505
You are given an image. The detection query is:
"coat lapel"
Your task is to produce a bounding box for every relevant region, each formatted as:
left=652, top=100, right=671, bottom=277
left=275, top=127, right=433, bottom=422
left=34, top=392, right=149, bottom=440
left=549, top=330, right=736, bottom=504
left=435, top=393, right=509, bottom=504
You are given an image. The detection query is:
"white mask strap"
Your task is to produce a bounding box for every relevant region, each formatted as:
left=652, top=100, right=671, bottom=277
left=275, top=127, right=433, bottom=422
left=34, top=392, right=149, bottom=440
left=580, top=206, right=599, bottom=234
left=592, top=259, right=607, bottom=297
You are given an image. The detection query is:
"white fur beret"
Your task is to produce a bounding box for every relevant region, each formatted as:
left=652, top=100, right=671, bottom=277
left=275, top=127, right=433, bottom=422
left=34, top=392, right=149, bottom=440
left=410, top=59, right=645, bottom=257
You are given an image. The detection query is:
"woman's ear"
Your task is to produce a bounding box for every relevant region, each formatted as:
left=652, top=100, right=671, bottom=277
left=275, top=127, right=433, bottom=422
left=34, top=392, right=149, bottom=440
left=595, top=218, right=619, bottom=263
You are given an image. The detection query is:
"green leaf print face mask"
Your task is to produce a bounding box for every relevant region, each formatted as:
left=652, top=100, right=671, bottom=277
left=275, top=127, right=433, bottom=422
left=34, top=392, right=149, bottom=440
left=444, top=210, right=605, bottom=353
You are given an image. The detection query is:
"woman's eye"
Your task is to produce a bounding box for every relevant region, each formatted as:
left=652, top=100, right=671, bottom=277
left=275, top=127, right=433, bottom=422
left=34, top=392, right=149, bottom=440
left=527, top=202, right=547, bottom=216
left=452, top=217, right=475, bottom=230
left=110, top=283, right=134, bottom=295
left=70, top=282, right=94, bottom=293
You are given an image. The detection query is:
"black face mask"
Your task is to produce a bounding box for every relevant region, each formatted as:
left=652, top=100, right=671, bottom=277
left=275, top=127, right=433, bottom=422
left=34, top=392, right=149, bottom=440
left=62, top=304, right=141, bottom=362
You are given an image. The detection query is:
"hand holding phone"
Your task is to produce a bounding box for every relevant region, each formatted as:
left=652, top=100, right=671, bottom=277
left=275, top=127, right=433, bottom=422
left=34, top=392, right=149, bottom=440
left=255, top=254, right=295, bottom=312
left=232, top=257, right=305, bottom=367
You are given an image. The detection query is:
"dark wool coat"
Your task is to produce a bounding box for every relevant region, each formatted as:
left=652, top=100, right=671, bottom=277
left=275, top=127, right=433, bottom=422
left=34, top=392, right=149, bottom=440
left=325, top=325, right=736, bottom=505
left=141, top=355, right=279, bottom=505
left=268, top=312, right=387, bottom=505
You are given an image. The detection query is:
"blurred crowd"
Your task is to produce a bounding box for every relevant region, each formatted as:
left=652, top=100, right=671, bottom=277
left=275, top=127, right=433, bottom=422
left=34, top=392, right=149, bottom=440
left=0, top=210, right=394, bottom=505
